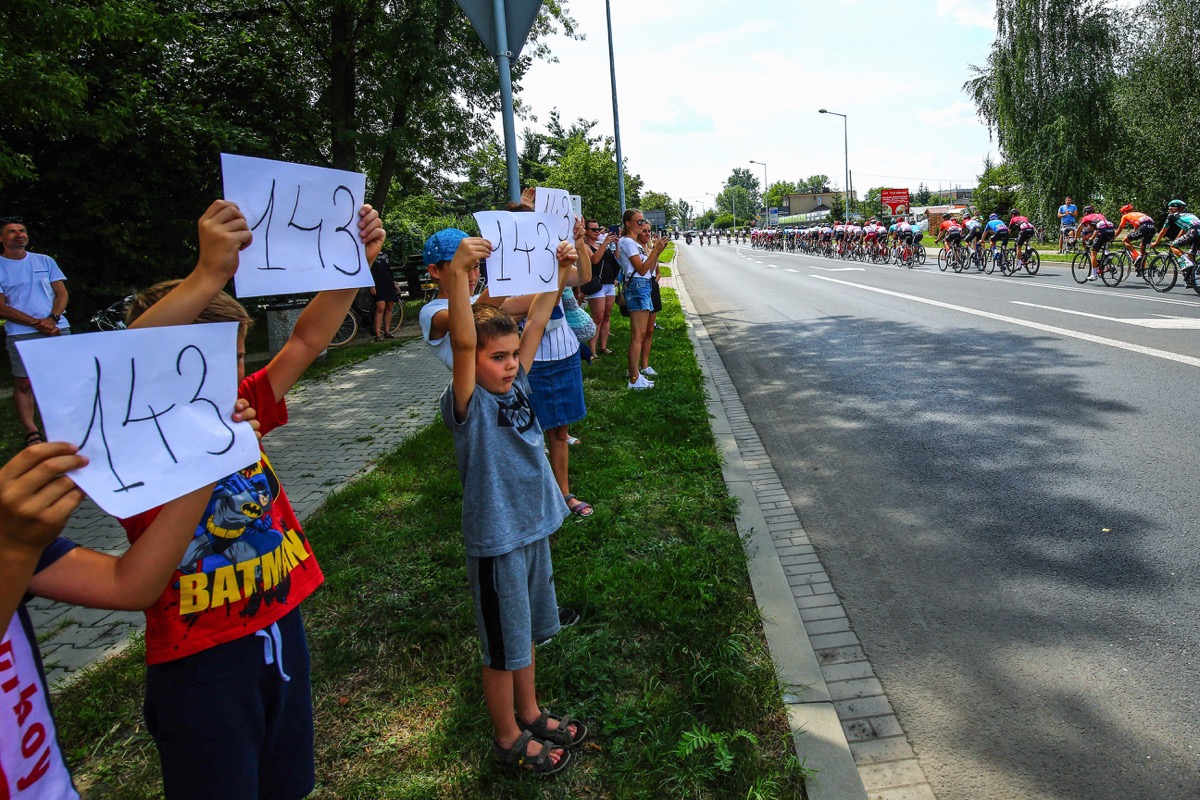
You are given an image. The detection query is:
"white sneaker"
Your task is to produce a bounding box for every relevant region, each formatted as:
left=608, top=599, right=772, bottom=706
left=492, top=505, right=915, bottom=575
left=641, top=366, right=658, bottom=377
left=1087, top=273, right=1098, bottom=281
left=627, top=375, right=654, bottom=390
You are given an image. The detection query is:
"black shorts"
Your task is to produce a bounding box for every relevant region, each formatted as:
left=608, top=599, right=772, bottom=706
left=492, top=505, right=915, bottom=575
left=990, top=233, right=1010, bottom=248
left=1091, top=228, right=1116, bottom=251
left=1017, top=227, right=1035, bottom=245
left=945, top=232, right=962, bottom=245
left=1172, top=226, right=1200, bottom=252
left=964, top=228, right=983, bottom=242
left=1127, top=221, right=1157, bottom=242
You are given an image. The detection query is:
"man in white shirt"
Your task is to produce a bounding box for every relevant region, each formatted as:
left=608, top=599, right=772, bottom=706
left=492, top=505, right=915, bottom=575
left=0, top=218, right=70, bottom=446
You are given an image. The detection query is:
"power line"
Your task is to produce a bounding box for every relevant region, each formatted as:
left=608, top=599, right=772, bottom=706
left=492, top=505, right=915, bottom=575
left=854, top=172, right=976, bottom=185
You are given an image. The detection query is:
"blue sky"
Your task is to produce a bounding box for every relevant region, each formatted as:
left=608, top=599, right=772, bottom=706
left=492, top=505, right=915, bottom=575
left=514, top=0, right=1001, bottom=208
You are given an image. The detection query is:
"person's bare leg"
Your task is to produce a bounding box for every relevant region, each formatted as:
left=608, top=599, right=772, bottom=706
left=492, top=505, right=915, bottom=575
left=628, top=312, right=647, bottom=383
left=547, top=425, right=573, bottom=505
left=373, top=302, right=385, bottom=337
left=640, top=311, right=656, bottom=370
left=515, top=645, right=579, bottom=740
left=13, top=378, right=37, bottom=434
left=587, top=296, right=604, bottom=353
left=382, top=301, right=394, bottom=335
left=599, top=296, right=614, bottom=350
left=485, top=664, right=564, bottom=766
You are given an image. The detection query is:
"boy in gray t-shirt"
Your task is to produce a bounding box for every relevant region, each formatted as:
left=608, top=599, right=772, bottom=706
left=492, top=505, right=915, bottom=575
left=439, top=234, right=589, bottom=776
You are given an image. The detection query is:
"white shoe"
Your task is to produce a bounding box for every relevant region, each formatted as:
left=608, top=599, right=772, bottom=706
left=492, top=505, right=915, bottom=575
left=627, top=375, right=654, bottom=390
left=640, top=366, right=658, bottom=377
left=1087, top=273, right=1098, bottom=281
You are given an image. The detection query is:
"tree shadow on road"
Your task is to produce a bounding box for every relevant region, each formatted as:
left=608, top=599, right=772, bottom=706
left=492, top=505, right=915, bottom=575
left=697, top=306, right=1197, bottom=800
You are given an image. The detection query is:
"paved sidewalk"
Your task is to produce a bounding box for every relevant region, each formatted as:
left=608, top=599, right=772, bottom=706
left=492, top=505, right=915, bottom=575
left=669, top=260, right=939, bottom=800
left=29, top=340, right=451, bottom=688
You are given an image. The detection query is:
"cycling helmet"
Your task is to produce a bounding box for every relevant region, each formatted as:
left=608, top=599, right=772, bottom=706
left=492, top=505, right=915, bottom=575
left=988, top=213, right=998, bottom=221
left=1009, top=210, right=1019, bottom=217
left=1168, top=199, right=1186, bottom=210
left=1120, top=204, right=1134, bottom=214
left=1082, top=205, right=1095, bottom=214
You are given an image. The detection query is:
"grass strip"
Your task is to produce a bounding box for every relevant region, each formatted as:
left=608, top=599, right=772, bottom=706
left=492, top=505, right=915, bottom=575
left=52, top=290, right=811, bottom=799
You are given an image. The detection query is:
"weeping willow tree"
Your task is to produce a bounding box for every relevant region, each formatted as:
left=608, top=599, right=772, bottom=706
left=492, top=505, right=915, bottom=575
left=1106, top=0, right=1200, bottom=212
left=966, top=0, right=1119, bottom=220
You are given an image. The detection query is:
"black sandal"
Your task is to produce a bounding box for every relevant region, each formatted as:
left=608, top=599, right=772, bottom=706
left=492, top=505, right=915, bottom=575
left=519, top=709, right=589, bottom=749
left=493, top=729, right=572, bottom=777
left=23, top=431, right=43, bottom=448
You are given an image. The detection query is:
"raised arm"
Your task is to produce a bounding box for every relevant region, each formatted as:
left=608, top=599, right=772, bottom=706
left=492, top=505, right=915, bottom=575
left=518, top=240, right=577, bottom=373
left=448, top=238, right=496, bottom=421
left=565, top=217, right=592, bottom=287
left=266, top=205, right=386, bottom=401
left=129, top=200, right=250, bottom=330
left=0, top=443, right=88, bottom=626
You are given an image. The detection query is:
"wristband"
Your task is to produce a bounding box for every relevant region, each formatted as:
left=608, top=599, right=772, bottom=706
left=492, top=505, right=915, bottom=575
left=50, top=314, right=61, bottom=323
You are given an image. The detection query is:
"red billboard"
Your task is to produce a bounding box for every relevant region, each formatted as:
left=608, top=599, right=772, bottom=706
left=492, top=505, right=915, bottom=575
left=881, top=189, right=910, bottom=216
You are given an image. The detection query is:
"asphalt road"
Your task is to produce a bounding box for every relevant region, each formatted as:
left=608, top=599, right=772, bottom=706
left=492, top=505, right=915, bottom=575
left=676, top=241, right=1200, bottom=800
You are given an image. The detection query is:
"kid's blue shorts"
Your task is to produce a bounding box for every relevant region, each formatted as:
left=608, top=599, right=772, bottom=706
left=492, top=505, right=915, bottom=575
left=143, top=606, right=314, bottom=800
left=468, top=537, right=559, bottom=671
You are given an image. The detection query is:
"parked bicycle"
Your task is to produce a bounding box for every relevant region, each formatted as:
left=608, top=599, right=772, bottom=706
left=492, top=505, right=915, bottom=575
left=329, top=281, right=407, bottom=347
left=91, top=295, right=132, bottom=331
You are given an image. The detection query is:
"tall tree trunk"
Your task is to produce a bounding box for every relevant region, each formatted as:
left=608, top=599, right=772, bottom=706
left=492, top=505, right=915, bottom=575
left=329, top=2, right=357, bottom=170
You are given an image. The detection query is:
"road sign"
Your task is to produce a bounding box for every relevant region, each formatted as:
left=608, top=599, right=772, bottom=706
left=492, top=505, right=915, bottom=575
left=456, top=0, right=543, bottom=60
left=644, top=209, right=666, bottom=229
left=882, top=188, right=910, bottom=216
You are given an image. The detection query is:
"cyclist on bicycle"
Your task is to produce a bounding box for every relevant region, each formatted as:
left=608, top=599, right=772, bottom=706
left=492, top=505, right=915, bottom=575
left=962, top=213, right=984, bottom=261
left=1077, top=205, right=1115, bottom=281
left=937, top=215, right=964, bottom=259
left=909, top=219, right=924, bottom=254
left=982, top=213, right=1010, bottom=264
left=1008, top=210, right=1036, bottom=265
left=1114, top=204, right=1157, bottom=275
left=1151, top=200, right=1200, bottom=287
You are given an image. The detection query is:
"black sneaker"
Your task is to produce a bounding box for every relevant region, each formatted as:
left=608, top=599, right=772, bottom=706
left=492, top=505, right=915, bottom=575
left=535, top=607, right=579, bottom=647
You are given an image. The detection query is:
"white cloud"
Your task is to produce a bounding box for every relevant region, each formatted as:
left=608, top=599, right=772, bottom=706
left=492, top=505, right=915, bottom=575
left=919, top=101, right=985, bottom=129
left=934, top=0, right=996, bottom=29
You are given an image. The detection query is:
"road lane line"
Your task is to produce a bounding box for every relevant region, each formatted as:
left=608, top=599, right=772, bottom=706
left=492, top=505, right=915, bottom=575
left=810, top=275, right=1200, bottom=369
left=1011, top=301, right=1200, bottom=329
left=785, top=268, right=799, bottom=273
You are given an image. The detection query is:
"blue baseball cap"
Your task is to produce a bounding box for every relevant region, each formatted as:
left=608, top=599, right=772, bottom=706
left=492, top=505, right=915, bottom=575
left=423, top=228, right=469, bottom=266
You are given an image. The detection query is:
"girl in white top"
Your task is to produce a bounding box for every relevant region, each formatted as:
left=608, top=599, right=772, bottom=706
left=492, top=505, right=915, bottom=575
left=635, top=226, right=661, bottom=378
left=616, top=209, right=668, bottom=389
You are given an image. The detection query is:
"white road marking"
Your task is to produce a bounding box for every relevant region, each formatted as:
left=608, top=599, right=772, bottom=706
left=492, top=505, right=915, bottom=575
left=810, top=275, right=1200, bottom=369
left=1011, top=301, right=1200, bottom=329
left=785, top=268, right=800, bottom=273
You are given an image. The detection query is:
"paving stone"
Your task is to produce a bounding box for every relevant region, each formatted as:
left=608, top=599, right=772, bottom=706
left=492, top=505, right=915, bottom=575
left=796, top=593, right=845, bottom=610
left=870, top=715, right=906, bottom=739
left=801, top=604, right=848, bottom=622
left=827, top=677, right=884, bottom=702
left=868, top=784, right=937, bottom=800
left=820, top=660, right=876, bottom=683
left=858, top=759, right=928, bottom=792
left=779, top=553, right=821, bottom=567
left=835, top=694, right=895, bottom=720
left=850, top=737, right=915, bottom=765
left=804, top=617, right=851, bottom=636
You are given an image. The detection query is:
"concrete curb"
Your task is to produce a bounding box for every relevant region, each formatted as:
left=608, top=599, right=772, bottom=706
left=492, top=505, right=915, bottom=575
left=668, top=270, right=868, bottom=800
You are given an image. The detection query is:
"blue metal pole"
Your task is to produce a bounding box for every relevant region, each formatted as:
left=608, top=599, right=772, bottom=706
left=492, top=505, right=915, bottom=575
left=606, top=0, right=626, bottom=215
left=494, top=0, right=520, bottom=204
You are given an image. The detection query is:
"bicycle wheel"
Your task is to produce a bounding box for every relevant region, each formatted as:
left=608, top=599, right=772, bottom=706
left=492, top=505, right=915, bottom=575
left=1071, top=253, right=1091, bottom=284
left=984, top=249, right=997, bottom=274
left=937, top=249, right=948, bottom=271
left=389, top=299, right=405, bottom=334
left=1147, top=253, right=1177, bottom=292
left=915, top=246, right=927, bottom=266
left=1024, top=249, right=1041, bottom=275
left=328, top=311, right=358, bottom=347
left=1099, top=253, right=1122, bottom=286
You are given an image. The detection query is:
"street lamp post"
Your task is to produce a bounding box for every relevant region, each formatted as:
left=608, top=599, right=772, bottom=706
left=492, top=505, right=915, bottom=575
left=606, top=0, right=626, bottom=215
left=819, top=110, right=850, bottom=220
left=749, top=160, right=768, bottom=227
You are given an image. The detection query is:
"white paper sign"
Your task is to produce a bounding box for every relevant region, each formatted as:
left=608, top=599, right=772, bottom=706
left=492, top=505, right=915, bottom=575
left=17, top=323, right=260, bottom=518
left=221, top=153, right=371, bottom=298
left=473, top=210, right=566, bottom=297
left=535, top=187, right=574, bottom=241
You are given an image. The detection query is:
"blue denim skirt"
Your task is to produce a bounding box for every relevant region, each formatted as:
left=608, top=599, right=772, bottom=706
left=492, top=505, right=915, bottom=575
left=626, top=276, right=654, bottom=312
left=527, top=355, right=587, bottom=430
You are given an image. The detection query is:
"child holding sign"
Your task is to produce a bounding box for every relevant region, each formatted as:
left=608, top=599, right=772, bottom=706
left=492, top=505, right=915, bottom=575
left=441, top=233, right=590, bottom=776
left=101, top=198, right=383, bottom=799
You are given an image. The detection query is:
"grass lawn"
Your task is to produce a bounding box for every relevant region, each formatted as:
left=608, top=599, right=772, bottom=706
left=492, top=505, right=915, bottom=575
left=51, top=289, right=811, bottom=799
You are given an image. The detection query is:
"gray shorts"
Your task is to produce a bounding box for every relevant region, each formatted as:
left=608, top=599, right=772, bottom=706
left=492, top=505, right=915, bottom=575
left=467, top=536, right=559, bottom=671
left=6, top=329, right=70, bottom=378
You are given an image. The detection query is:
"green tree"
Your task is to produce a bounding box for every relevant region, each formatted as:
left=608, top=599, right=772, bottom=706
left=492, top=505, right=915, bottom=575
left=966, top=0, right=1117, bottom=224
left=797, top=174, right=830, bottom=193
left=859, top=188, right=888, bottom=221
left=678, top=199, right=693, bottom=226
left=765, top=180, right=799, bottom=211
left=715, top=185, right=752, bottom=223
left=971, top=156, right=1021, bottom=219
left=726, top=167, right=763, bottom=215
left=829, top=193, right=846, bottom=221
left=544, top=136, right=642, bottom=225
left=914, top=183, right=933, bottom=206
left=641, top=190, right=678, bottom=225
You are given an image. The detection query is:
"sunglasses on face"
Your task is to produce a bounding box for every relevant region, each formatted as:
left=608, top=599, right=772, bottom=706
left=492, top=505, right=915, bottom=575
left=637, top=219, right=649, bottom=226
left=587, top=227, right=600, bottom=232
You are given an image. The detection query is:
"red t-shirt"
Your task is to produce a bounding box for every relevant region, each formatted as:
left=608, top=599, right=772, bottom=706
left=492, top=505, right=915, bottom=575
left=119, top=368, right=324, bottom=665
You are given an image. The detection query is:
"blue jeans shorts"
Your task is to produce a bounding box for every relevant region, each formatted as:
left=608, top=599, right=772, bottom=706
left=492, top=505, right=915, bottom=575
left=625, top=276, right=654, bottom=312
